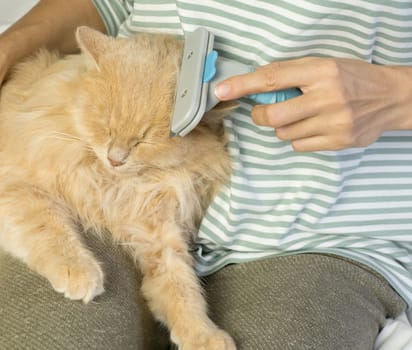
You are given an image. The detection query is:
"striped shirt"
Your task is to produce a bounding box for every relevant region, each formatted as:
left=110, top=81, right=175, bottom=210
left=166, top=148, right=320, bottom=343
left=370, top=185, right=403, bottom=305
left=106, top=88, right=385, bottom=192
left=92, top=0, right=412, bottom=308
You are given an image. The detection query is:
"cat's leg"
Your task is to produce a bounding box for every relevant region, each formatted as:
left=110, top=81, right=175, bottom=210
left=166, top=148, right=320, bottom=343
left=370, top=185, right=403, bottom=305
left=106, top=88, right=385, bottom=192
left=113, top=221, right=236, bottom=350
left=0, top=183, right=104, bottom=303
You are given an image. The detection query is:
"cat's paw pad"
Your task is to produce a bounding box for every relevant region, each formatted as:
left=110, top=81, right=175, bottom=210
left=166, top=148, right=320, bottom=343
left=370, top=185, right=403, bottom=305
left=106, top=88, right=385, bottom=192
left=46, top=256, right=104, bottom=303
left=180, top=329, right=236, bottom=350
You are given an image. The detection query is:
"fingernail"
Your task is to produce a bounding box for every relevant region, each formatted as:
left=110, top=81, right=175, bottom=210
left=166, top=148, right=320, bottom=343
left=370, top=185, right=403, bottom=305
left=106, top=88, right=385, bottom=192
left=215, top=82, right=231, bottom=100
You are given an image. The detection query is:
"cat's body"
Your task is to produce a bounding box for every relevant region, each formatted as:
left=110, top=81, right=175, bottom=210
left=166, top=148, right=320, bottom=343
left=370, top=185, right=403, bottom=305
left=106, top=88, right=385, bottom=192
left=0, top=27, right=236, bottom=350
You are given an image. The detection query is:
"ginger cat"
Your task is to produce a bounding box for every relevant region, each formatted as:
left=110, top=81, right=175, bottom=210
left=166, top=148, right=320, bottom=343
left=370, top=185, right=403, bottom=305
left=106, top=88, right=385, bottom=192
left=0, top=26, right=236, bottom=350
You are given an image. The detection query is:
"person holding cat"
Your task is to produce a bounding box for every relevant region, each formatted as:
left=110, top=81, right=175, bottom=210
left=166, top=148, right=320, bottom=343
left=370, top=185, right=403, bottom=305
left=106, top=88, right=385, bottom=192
left=0, top=1, right=411, bottom=350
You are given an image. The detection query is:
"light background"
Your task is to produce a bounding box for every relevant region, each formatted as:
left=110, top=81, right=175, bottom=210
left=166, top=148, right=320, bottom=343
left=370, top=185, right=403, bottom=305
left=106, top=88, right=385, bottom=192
left=0, top=0, right=38, bottom=32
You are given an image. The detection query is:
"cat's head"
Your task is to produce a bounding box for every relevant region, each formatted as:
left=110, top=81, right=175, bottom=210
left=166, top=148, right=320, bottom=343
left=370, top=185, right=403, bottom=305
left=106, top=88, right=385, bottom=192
left=72, top=26, right=235, bottom=175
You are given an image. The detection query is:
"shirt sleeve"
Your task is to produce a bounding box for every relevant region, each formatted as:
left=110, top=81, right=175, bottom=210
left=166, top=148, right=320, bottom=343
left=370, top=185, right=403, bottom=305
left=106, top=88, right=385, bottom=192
left=91, top=0, right=133, bottom=37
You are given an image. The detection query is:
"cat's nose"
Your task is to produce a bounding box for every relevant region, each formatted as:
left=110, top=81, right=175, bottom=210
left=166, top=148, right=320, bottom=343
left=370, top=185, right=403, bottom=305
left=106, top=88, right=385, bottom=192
left=107, top=144, right=129, bottom=167
left=107, top=157, right=126, bottom=167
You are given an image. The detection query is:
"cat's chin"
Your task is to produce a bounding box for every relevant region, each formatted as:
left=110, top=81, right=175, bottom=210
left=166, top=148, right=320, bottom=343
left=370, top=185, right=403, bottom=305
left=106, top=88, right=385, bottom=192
left=106, top=164, right=132, bottom=175
left=104, top=162, right=148, bottom=177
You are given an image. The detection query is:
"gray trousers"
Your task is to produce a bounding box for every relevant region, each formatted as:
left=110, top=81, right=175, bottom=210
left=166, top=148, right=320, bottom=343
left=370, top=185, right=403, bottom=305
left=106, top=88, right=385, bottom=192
left=0, top=234, right=406, bottom=350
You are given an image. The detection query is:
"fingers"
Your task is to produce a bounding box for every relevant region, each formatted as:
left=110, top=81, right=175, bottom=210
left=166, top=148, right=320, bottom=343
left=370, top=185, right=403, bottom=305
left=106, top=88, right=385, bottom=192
left=291, top=134, right=358, bottom=152
left=291, top=136, right=332, bottom=152
left=273, top=111, right=375, bottom=152
left=250, top=92, right=321, bottom=128
left=215, top=58, right=317, bottom=101
left=276, top=117, right=336, bottom=152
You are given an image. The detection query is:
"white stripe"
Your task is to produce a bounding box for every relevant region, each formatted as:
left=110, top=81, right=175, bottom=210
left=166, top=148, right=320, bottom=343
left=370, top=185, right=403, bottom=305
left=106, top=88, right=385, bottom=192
left=338, top=190, right=412, bottom=198
left=133, top=3, right=177, bottom=11
left=376, top=35, right=412, bottom=50
left=373, top=46, right=412, bottom=59
left=346, top=178, right=412, bottom=186
left=230, top=176, right=337, bottom=192
left=132, top=15, right=181, bottom=24
left=294, top=223, right=412, bottom=237
left=228, top=185, right=336, bottom=205
left=320, top=213, right=412, bottom=224
left=121, top=24, right=183, bottom=35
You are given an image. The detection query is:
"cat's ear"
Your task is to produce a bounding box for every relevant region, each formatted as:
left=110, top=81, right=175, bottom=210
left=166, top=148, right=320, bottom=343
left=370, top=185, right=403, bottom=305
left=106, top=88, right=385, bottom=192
left=75, top=26, right=113, bottom=68
left=200, top=101, right=238, bottom=135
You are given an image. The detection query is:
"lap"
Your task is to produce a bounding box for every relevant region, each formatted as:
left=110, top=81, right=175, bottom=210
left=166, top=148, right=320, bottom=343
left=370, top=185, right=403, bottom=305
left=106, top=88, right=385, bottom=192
left=1, top=239, right=406, bottom=350
left=0, top=233, right=169, bottom=350
left=204, top=254, right=406, bottom=350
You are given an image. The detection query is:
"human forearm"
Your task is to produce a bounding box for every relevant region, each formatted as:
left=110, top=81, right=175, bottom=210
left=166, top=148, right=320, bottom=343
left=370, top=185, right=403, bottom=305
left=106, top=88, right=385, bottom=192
left=0, top=0, right=105, bottom=83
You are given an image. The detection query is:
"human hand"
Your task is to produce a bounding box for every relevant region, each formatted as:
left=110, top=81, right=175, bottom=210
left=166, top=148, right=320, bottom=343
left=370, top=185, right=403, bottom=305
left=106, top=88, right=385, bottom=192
left=215, top=57, right=412, bottom=152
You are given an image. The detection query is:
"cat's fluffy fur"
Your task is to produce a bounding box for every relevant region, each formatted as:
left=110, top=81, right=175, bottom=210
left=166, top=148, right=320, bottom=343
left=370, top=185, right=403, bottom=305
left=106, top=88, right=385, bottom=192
left=0, top=27, right=236, bottom=349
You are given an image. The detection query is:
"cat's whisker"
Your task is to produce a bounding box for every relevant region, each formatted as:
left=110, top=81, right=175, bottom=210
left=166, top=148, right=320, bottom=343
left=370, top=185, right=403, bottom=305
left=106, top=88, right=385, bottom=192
left=50, top=131, right=83, bottom=142
left=139, top=140, right=156, bottom=145
left=44, top=138, right=96, bottom=156
left=45, top=135, right=79, bottom=143
left=45, top=137, right=95, bottom=153
left=44, top=134, right=81, bottom=143
left=45, top=132, right=95, bottom=151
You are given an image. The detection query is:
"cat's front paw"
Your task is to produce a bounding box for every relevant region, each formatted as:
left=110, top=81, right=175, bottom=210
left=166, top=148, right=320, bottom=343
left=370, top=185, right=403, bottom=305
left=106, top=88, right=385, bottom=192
left=45, top=255, right=104, bottom=303
left=179, top=328, right=236, bottom=350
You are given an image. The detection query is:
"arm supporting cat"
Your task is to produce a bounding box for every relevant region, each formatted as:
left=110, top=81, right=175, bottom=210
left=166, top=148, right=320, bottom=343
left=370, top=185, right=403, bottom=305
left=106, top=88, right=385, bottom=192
left=0, top=0, right=105, bottom=85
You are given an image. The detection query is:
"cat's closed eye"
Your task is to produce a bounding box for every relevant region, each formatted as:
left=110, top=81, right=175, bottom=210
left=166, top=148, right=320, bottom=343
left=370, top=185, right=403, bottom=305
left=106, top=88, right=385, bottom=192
left=130, top=138, right=141, bottom=148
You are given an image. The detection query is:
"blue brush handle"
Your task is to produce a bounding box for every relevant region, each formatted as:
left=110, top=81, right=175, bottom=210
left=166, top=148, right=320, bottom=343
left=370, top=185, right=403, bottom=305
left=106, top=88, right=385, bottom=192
left=248, top=88, right=302, bottom=104
left=205, top=52, right=302, bottom=111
